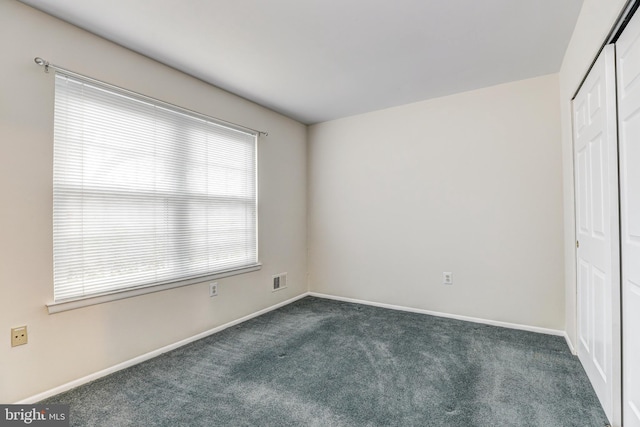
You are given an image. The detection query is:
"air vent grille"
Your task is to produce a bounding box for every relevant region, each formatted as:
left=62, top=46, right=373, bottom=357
left=272, top=273, right=287, bottom=292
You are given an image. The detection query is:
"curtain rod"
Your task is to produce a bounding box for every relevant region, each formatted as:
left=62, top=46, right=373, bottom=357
left=33, top=57, right=269, bottom=137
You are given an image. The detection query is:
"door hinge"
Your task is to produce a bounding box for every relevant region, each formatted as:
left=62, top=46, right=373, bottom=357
left=576, top=240, right=580, bottom=248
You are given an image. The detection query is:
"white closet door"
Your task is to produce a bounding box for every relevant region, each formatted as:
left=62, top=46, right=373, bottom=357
left=616, top=11, right=640, bottom=427
left=573, top=44, right=621, bottom=425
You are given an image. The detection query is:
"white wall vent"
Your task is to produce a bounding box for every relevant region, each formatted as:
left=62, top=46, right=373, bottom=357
left=272, top=273, right=287, bottom=292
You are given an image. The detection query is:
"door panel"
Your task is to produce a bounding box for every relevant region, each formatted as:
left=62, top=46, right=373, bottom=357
left=617, top=11, right=640, bottom=425
left=591, top=136, right=605, bottom=237
left=573, top=44, right=620, bottom=425
left=578, top=259, right=590, bottom=350
left=592, top=267, right=606, bottom=377
left=627, top=284, right=640, bottom=425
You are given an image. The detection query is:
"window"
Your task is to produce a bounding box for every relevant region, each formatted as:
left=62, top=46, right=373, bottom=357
left=53, top=72, right=258, bottom=304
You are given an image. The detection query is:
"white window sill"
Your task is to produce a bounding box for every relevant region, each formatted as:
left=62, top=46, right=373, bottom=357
left=46, top=264, right=262, bottom=314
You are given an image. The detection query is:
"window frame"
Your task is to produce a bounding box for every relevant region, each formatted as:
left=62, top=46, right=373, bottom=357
left=48, top=71, right=261, bottom=313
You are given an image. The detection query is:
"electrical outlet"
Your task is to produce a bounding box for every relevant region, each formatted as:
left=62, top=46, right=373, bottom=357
left=11, top=326, right=28, bottom=347
left=443, top=272, right=453, bottom=285
left=209, top=282, right=218, bottom=297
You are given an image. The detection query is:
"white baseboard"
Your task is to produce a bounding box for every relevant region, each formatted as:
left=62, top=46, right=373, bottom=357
left=563, top=332, right=577, bottom=355
left=19, top=290, right=571, bottom=403
left=308, top=292, right=566, bottom=337
left=16, top=292, right=311, bottom=404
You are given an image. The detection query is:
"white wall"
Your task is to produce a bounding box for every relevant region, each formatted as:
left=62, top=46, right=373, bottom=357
left=308, top=74, right=564, bottom=329
left=558, top=0, right=628, bottom=349
left=0, top=1, right=307, bottom=403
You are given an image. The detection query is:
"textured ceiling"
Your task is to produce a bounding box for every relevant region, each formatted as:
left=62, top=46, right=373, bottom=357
left=19, top=0, right=583, bottom=124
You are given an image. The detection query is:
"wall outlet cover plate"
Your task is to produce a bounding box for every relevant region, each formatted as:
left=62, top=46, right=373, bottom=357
left=11, top=326, right=28, bottom=347
left=209, top=282, right=218, bottom=297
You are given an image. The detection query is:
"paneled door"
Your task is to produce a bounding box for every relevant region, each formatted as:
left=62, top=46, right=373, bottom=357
left=573, top=44, right=621, bottom=425
left=616, top=11, right=640, bottom=427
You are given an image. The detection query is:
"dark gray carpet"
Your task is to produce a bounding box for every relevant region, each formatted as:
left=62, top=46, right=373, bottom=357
left=42, top=297, right=609, bottom=426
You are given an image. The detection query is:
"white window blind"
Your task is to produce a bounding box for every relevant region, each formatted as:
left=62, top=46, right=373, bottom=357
left=53, top=72, right=258, bottom=302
